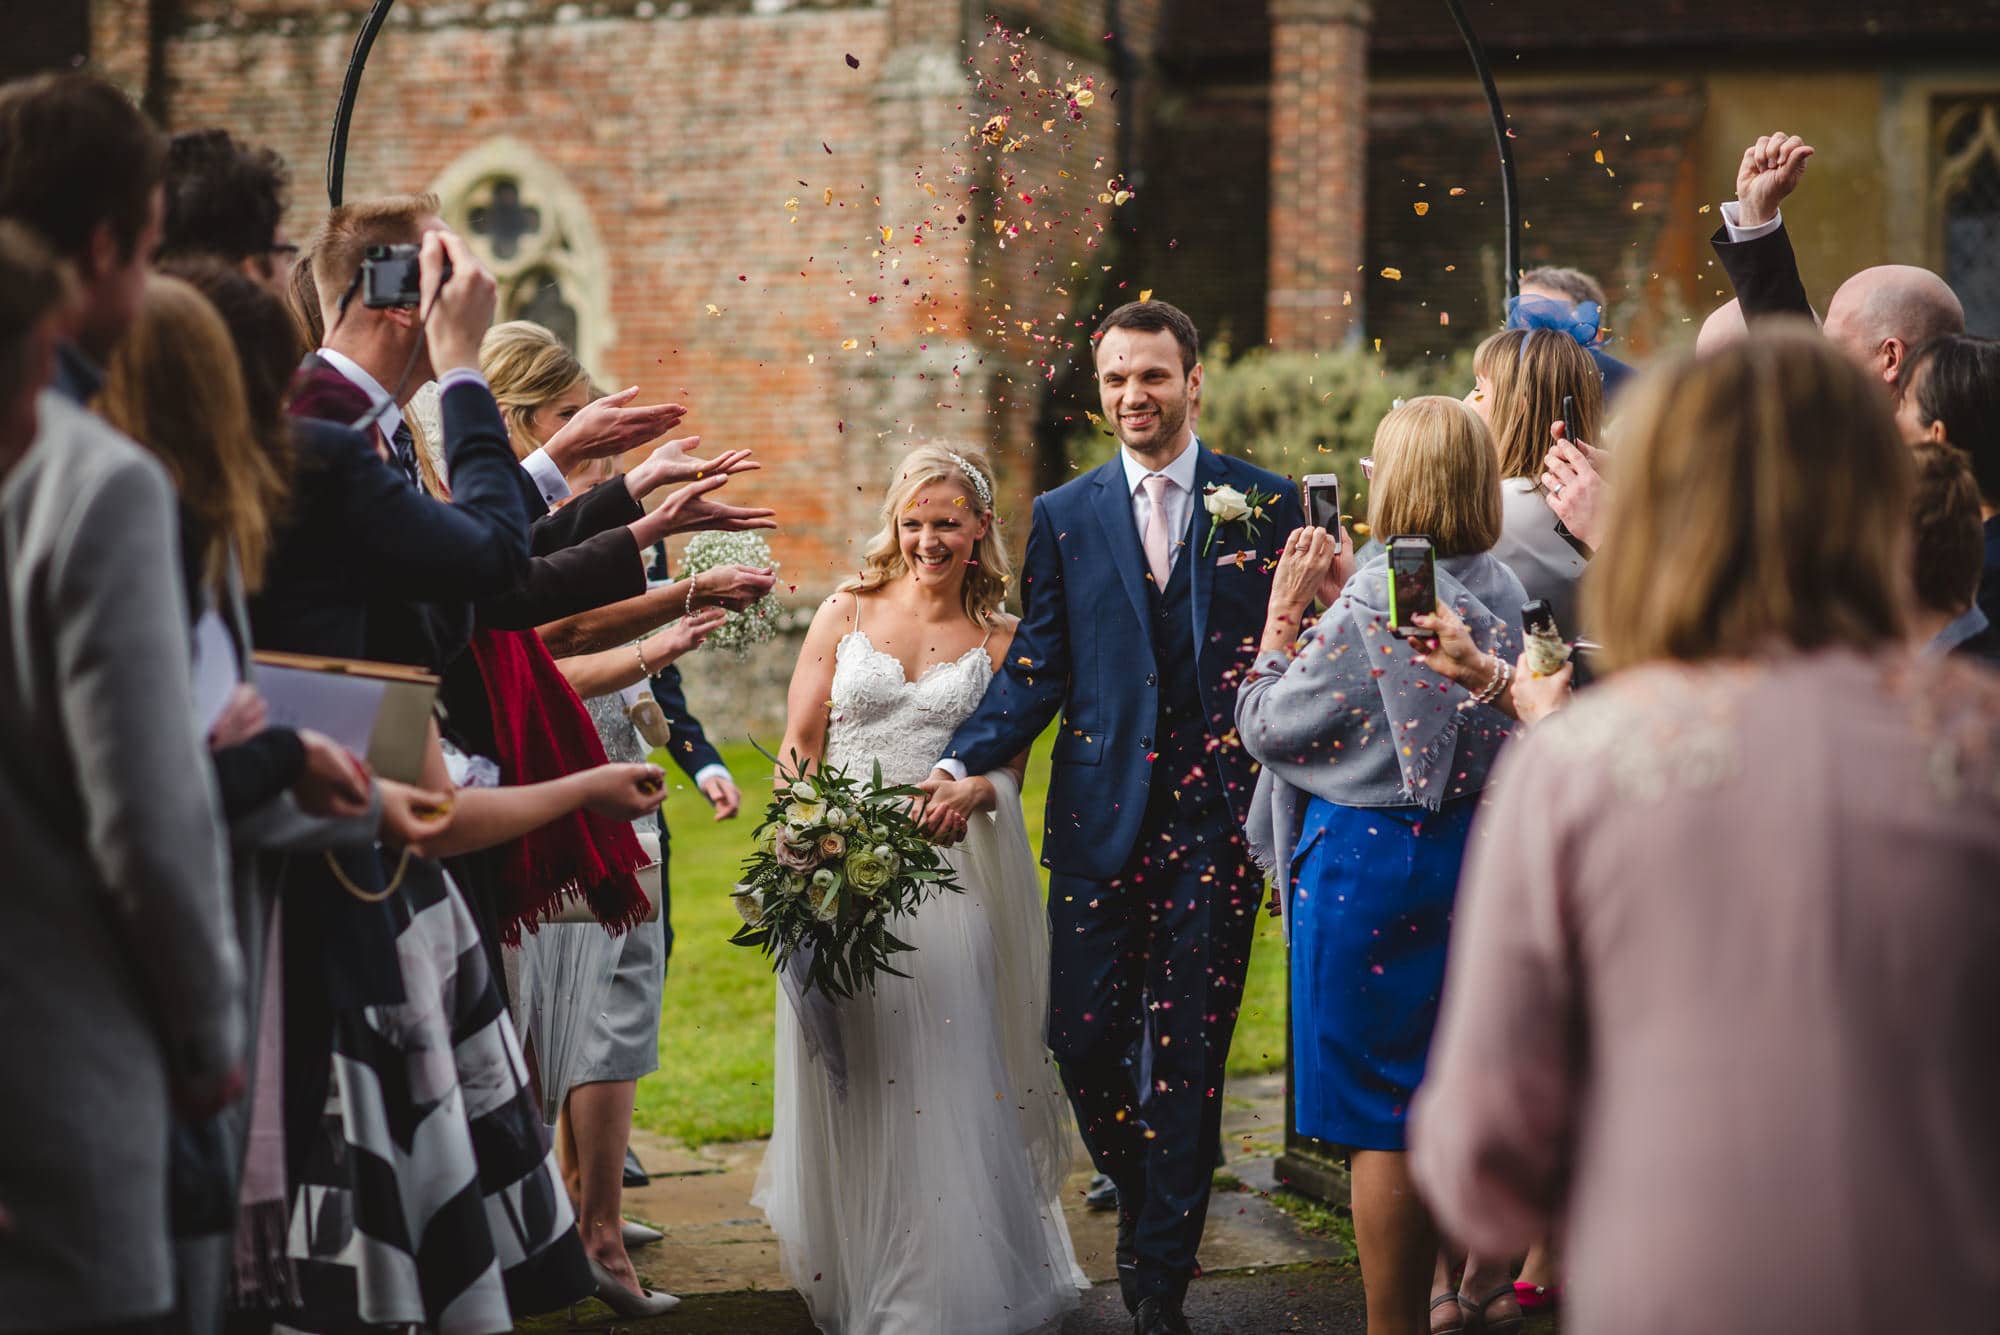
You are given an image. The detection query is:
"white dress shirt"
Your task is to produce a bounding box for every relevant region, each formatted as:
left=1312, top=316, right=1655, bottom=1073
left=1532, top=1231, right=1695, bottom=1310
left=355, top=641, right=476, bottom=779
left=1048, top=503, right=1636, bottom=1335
left=1719, top=201, right=1784, bottom=244
left=934, top=434, right=1203, bottom=782
left=1120, top=434, right=1201, bottom=574
left=314, top=345, right=402, bottom=443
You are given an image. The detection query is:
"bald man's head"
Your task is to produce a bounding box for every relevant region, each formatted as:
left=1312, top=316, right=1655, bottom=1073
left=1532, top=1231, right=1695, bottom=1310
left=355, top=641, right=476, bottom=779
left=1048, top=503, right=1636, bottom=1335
left=1696, top=299, right=1747, bottom=356
left=1823, top=265, right=1964, bottom=401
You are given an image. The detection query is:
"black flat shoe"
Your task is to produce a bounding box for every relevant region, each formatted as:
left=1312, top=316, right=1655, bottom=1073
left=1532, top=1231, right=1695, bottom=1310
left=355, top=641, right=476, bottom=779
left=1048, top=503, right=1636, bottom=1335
left=1134, top=1294, right=1193, bottom=1335
left=1085, top=1172, right=1121, bottom=1212
left=1115, top=1206, right=1140, bottom=1314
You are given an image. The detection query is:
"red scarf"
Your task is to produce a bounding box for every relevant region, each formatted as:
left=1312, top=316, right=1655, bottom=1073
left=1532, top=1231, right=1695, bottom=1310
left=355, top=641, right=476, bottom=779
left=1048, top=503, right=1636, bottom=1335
left=468, top=628, right=649, bottom=943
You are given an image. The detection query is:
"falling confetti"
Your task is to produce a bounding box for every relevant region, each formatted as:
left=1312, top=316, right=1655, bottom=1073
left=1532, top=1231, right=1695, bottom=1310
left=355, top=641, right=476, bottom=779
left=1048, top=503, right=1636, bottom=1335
left=844, top=52, right=859, bottom=69
left=1412, top=202, right=1429, bottom=217
left=1380, top=267, right=1403, bottom=281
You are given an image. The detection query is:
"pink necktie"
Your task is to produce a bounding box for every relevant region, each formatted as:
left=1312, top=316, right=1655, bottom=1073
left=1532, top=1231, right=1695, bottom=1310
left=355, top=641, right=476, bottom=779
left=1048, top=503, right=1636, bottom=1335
left=1141, top=473, right=1174, bottom=588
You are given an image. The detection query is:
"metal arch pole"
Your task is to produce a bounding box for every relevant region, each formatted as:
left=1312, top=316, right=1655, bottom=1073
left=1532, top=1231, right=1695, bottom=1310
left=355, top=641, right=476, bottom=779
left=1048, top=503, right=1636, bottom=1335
left=326, top=0, right=397, bottom=208
left=1441, top=0, right=1521, bottom=298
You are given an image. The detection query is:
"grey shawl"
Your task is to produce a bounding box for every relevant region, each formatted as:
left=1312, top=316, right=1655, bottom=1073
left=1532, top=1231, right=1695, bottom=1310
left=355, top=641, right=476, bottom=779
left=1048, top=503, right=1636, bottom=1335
left=1237, top=550, right=1527, bottom=930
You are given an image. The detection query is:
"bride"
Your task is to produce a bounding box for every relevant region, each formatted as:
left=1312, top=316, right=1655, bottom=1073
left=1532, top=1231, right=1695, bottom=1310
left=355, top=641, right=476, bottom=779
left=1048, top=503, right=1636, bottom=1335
left=754, top=443, right=1088, bottom=1334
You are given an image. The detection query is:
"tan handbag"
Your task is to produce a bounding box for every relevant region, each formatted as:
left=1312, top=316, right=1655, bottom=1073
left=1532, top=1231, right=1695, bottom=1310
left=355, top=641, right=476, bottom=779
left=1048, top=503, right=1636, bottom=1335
left=546, top=831, right=663, bottom=924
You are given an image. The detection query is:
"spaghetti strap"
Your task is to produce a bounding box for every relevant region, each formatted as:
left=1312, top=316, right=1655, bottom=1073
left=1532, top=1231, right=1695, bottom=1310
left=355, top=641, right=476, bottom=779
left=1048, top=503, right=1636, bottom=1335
left=850, top=593, right=862, bottom=635
left=979, top=621, right=995, bottom=649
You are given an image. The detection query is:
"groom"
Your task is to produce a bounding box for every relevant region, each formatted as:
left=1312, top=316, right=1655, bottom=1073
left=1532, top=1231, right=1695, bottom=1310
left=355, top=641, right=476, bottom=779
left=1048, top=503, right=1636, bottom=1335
left=926, top=300, right=1303, bottom=1334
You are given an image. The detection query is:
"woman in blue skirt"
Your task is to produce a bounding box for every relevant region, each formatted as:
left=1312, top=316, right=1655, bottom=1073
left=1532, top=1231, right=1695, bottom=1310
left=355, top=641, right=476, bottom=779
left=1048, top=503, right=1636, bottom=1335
left=1237, top=397, right=1526, bottom=1335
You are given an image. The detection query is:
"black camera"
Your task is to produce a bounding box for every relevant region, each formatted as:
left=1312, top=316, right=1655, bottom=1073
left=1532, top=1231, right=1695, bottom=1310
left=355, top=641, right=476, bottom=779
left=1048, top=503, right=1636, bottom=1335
left=360, top=243, right=448, bottom=309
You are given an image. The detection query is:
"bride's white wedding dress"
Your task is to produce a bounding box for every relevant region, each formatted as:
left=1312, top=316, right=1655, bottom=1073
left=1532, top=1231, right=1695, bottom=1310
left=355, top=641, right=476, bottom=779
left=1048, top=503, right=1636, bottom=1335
left=753, top=620, right=1088, bottom=1335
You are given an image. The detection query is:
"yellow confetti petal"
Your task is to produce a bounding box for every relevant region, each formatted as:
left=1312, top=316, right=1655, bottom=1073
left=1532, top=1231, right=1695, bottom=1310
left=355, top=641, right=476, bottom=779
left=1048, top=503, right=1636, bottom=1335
left=1075, top=89, right=1096, bottom=108
left=1139, top=288, right=1154, bottom=301
left=1631, top=201, right=1644, bottom=211
left=705, top=304, right=721, bottom=316
left=841, top=338, right=858, bottom=350
left=1449, top=186, right=1467, bottom=197
left=822, top=187, right=833, bottom=206
left=1593, top=149, right=1605, bottom=164
left=784, top=196, right=799, bottom=210
left=880, top=226, right=894, bottom=244
left=1413, top=201, right=1429, bottom=217
left=1380, top=266, right=1403, bottom=281
left=1113, top=190, right=1133, bottom=205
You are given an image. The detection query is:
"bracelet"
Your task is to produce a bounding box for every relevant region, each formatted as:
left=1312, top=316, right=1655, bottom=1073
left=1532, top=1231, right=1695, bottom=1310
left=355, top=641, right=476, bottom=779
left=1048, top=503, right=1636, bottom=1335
left=634, top=640, right=651, bottom=676
left=1472, top=655, right=1512, bottom=705
left=686, top=574, right=702, bottom=614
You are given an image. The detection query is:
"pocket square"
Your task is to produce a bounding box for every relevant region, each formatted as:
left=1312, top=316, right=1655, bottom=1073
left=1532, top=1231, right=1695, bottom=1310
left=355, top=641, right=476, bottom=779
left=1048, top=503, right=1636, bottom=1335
left=1215, top=549, right=1258, bottom=568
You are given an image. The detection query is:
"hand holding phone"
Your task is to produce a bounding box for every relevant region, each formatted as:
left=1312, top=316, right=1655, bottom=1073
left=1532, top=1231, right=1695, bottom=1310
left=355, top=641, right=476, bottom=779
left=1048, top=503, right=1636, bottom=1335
left=1303, top=473, right=1342, bottom=535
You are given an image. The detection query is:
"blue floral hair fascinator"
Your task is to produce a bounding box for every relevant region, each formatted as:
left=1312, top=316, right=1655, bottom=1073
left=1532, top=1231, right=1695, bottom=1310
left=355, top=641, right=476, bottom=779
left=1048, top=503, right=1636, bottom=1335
left=1504, top=293, right=1604, bottom=348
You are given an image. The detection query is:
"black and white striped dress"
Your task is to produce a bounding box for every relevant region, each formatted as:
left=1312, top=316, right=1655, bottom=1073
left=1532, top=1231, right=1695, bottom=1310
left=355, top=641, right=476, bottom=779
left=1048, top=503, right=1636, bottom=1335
left=274, top=859, right=591, bottom=1334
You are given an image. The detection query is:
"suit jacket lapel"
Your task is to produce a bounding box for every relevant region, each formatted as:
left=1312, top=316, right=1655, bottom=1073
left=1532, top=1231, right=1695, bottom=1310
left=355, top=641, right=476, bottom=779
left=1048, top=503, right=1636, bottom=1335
left=1189, top=445, right=1223, bottom=656
left=1090, top=456, right=1153, bottom=645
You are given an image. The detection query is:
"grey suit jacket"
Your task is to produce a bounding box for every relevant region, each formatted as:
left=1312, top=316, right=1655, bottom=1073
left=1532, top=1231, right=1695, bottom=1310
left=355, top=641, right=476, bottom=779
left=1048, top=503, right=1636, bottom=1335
left=0, top=391, right=245, bottom=1329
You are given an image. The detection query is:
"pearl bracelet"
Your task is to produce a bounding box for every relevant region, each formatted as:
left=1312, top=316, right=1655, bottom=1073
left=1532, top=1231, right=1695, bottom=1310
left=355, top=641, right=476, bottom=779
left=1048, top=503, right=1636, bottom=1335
left=1472, top=654, right=1512, bottom=705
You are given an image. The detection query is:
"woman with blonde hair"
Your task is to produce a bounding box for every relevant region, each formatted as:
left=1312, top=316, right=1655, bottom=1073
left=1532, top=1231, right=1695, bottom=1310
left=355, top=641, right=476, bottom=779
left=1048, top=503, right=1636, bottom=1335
left=1238, top=396, right=1528, bottom=1335
left=1469, top=327, right=1604, bottom=638
left=1412, top=327, right=2000, bottom=1335
left=755, top=442, right=1087, bottom=1335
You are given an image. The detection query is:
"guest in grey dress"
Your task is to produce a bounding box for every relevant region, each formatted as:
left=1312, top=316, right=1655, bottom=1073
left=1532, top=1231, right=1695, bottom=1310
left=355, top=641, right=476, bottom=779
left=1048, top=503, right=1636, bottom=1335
left=1471, top=327, right=1604, bottom=637
left=1413, top=330, right=2000, bottom=1335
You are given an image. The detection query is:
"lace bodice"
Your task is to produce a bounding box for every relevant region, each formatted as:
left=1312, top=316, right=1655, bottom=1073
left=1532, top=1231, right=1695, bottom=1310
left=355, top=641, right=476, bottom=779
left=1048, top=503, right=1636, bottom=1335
left=825, top=629, right=994, bottom=786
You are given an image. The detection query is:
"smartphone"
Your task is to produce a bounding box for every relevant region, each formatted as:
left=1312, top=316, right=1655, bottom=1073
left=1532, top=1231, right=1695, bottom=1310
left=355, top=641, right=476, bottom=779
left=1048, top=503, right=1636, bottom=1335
left=1520, top=598, right=1573, bottom=677
left=1553, top=393, right=1581, bottom=545
left=1386, top=535, right=1436, bottom=636
left=360, top=242, right=450, bottom=309
left=1302, top=473, right=1342, bottom=535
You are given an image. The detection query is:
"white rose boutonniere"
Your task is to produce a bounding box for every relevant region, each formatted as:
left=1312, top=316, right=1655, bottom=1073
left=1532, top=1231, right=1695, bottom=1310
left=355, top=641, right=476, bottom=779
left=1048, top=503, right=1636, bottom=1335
left=1201, top=482, right=1281, bottom=554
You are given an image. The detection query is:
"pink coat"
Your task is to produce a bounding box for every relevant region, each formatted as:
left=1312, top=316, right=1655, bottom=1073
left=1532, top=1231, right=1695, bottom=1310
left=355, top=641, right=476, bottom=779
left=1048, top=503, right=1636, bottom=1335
left=1412, top=650, right=2000, bottom=1335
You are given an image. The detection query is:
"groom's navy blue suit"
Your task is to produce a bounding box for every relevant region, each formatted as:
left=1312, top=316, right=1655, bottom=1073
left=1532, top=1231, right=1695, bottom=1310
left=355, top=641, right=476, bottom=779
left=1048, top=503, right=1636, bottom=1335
left=944, top=441, right=1303, bottom=1305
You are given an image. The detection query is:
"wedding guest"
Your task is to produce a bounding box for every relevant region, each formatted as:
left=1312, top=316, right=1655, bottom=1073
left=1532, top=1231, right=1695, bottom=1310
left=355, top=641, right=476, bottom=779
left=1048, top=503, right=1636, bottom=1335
left=1894, top=334, right=2000, bottom=627
left=95, top=271, right=392, bottom=1335
left=481, top=319, right=723, bottom=1315
left=1482, top=327, right=1604, bottom=632
left=159, top=128, right=297, bottom=296
left=1507, top=265, right=1634, bottom=400
left=0, top=221, right=68, bottom=479
left=1711, top=130, right=1962, bottom=407
left=0, top=70, right=245, bottom=1335
left=1412, top=328, right=2000, bottom=1335
left=1906, top=440, right=2000, bottom=662
left=1237, top=397, right=1526, bottom=1335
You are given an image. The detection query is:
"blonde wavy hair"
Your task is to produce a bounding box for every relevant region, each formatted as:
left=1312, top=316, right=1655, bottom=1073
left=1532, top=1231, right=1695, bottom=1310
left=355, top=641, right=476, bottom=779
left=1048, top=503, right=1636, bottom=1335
left=480, top=319, right=589, bottom=461
left=839, top=443, right=1012, bottom=626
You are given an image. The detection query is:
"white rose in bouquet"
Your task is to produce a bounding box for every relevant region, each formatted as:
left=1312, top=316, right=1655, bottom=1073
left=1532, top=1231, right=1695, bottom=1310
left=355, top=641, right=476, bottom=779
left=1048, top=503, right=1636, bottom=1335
left=732, top=885, right=766, bottom=926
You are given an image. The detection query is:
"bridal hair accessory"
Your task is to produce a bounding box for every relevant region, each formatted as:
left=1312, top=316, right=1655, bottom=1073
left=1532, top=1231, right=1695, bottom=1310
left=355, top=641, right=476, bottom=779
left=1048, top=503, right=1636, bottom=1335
left=946, top=451, right=993, bottom=510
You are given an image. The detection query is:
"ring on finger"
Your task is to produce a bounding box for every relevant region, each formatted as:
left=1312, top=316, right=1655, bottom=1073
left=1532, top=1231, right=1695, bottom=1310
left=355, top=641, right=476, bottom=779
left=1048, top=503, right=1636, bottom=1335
left=1550, top=482, right=1565, bottom=497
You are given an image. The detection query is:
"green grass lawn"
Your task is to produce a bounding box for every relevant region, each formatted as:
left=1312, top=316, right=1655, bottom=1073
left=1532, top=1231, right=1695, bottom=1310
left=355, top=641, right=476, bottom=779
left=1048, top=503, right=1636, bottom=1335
left=637, top=736, right=1289, bottom=1147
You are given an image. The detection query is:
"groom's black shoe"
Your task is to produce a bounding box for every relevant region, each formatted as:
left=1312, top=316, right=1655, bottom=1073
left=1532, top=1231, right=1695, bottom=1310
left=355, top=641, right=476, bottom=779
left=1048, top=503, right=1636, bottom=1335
left=1133, top=1294, right=1193, bottom=1335
left=1115, top=1206, right=1141, bottom=1314
left=1086, top=1172, right=1121, bottom=1212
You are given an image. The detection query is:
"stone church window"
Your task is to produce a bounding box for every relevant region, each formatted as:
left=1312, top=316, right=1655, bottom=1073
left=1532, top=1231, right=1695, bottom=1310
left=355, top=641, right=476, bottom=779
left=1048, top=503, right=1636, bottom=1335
left=430, top=139, right=615, bottom=377
left=1936, top=98, right=2000, bottom=335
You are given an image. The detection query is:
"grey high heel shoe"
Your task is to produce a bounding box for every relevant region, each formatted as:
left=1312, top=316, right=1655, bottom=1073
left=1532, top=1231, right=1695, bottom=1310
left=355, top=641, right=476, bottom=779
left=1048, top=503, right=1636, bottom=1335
left=621, top=1218, right=665, bottom=1248
left=587, top=1255, right=681, bottom=1316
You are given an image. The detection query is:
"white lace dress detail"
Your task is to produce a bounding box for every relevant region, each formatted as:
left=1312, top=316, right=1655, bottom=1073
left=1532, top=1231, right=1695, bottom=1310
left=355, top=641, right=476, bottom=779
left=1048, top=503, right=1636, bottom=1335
left=754, top=625, right=1086, bottom=1335
left=824, top=630, right=994, bottom=785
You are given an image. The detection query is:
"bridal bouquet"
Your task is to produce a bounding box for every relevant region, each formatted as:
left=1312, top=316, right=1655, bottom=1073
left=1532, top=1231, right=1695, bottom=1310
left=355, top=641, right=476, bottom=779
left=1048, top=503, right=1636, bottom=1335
left=730, top=752, right=961, bottom=998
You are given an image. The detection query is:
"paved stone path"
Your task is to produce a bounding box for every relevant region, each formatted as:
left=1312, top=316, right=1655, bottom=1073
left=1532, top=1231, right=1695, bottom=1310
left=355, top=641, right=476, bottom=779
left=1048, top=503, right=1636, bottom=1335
left=523, top=1073, right=1561, bottom=1333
